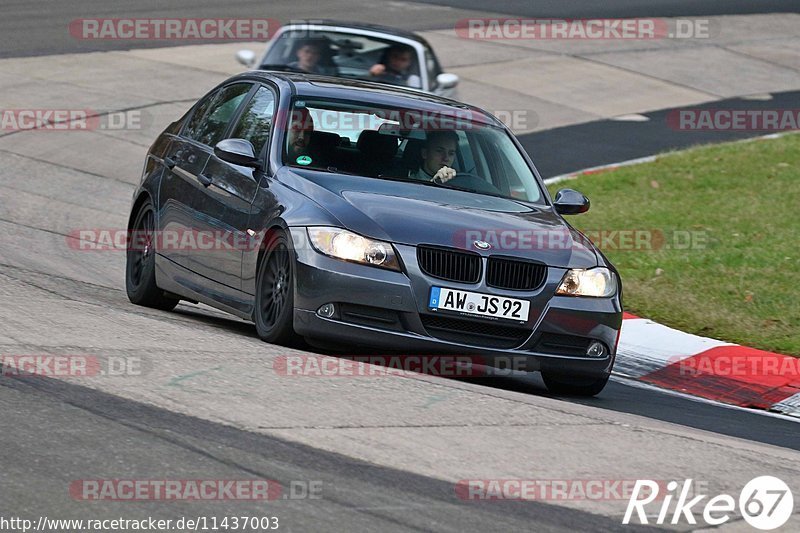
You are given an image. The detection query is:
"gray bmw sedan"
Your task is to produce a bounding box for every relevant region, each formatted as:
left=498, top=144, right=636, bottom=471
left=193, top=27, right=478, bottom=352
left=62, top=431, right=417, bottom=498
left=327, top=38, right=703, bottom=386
left=126, top=71, right=622, bottom=396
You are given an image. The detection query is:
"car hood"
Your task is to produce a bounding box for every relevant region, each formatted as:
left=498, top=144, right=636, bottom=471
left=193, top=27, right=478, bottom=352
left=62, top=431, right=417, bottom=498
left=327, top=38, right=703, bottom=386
left=286, top=168, right=598, bottom=268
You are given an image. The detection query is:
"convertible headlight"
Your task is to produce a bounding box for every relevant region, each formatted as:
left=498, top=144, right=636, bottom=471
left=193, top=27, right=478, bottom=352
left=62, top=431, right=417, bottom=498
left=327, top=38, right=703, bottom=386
left=307, top=227, right=401, bottom=271
left=556, top=268, right=617, bottom=297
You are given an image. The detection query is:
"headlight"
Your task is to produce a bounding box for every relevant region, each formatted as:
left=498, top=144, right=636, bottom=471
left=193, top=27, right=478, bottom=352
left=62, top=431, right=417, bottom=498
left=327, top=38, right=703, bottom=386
left=556, top=268, right=617, bottom=297
left=307, top=227, right=401, bottom=271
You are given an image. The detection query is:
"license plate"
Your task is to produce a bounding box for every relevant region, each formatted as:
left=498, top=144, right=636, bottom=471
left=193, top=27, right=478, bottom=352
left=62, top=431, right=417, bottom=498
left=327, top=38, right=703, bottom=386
left=429, top=287, right=530, bottom=322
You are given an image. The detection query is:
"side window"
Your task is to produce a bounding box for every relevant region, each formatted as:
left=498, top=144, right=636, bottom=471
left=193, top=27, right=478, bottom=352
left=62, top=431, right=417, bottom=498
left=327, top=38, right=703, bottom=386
left=229, top=86, right=276, bottom=156
left=186, top=83, right=251, bottom=147
left=184, top=95, right=214, bottom=137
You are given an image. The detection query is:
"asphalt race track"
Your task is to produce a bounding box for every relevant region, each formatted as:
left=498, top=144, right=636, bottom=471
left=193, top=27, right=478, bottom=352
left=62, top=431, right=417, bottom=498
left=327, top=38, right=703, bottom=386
left=2, top=0, right=799, bottom=58
left=1, top=1, right=799, bottom=531
left=520, top=90, right=800, bottom=178
left=3, top=376, right=651, bottom=532
left=412, top=0, right=800, bottom=18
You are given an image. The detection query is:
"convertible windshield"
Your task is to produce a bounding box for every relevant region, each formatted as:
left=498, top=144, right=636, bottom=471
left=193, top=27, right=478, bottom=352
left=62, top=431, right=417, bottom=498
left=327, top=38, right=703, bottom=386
left=282, top=98, right=544, bottom=203
left=263, top=30, right=422, bottom=89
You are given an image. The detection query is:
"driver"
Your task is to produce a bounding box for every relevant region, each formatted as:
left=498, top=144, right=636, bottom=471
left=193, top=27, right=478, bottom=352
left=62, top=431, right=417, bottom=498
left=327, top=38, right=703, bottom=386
left=369, top=44, right=422, bottom=89
left=286, top=107, right=314, bottom=161
left=409, top=130, right=458, bottom=183
left=285, top=107, right=334, bottom=169
left=288, top=39, right=336, bottom=75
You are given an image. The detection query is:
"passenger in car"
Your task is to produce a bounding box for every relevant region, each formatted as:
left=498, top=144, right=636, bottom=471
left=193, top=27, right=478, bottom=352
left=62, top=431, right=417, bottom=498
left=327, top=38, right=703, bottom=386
left=409, top=130, right=458, bottom=183
left=288, top=39, right=337, bottom=75
left=369, top=44, right=422, bottom=88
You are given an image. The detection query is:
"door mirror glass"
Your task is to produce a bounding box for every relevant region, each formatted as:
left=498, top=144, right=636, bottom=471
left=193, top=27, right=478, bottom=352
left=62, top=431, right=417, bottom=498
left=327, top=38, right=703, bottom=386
left=553, top=188, right=590, bottom=215
left=236, top=50, right=257, bottom=67
left=215, top=139, right=260, bottom=168
left=436, top=73, right=459, bottom=90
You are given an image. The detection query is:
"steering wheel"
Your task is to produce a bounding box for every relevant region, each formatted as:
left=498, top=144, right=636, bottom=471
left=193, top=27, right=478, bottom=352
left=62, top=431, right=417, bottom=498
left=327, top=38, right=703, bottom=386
left=443, top=173, right=504, bottom=196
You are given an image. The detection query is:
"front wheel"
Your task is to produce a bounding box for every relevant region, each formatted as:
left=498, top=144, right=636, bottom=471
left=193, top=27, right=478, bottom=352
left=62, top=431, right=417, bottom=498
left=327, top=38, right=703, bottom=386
left=254, top=231, right=298, bottom=345
left=125, top=200, right=179, bottom=311
left=541, top=372, right=610, bottom=397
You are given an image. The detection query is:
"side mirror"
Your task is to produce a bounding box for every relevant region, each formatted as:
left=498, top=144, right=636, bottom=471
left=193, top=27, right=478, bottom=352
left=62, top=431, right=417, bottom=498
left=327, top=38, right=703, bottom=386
left=436, top=73, right=459, bottom=90
left=553, top=188, right=590, bottom=215
left=235, top=49, right=257, bottom=68
left=215, top=139, right=261, bottom=169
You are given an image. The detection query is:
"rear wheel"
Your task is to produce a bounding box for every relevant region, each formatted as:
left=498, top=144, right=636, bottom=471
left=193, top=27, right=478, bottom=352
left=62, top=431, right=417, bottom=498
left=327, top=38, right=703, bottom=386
left=125, top=200, right=179, bottom=311
left=254, top=231, right=298, bottom=345
left=541, top=372, right=610, bottom=397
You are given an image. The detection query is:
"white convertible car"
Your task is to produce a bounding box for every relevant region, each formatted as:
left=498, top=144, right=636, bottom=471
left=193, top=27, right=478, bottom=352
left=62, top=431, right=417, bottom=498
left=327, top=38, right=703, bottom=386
left=236, top=20, right=460, bottom=98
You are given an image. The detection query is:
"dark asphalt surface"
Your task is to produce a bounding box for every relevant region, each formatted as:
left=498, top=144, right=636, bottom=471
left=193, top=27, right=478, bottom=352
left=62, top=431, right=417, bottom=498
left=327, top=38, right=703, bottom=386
left=2, top=0, right=798, bottom=58
left=520, top=90, right=800, bottom=178
left=484, top=373, right=800, bottom=451
left=0, top=375, right=655, bottom=533
left=1, top=353, right=796, bottom=532
left=0, top=0, right=479, bottom=59
left=165, top=309, right=800, bottom=451
left=413, top=0, right=800, bottom=18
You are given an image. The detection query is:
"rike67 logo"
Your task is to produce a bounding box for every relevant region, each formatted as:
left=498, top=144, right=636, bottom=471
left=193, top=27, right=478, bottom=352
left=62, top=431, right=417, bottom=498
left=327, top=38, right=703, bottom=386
left=624, top=476, right=794, bottom=530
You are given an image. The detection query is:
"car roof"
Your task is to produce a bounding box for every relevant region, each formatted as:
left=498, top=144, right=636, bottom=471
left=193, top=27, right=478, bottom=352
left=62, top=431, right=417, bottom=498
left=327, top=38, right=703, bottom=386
left=238, top=70, right=504, bottom=127
left=278, top=20, right=430, bottom=47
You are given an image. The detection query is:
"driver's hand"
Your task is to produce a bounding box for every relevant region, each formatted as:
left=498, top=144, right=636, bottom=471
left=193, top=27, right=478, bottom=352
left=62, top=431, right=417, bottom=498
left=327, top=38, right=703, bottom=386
left=432, top=166, right=456, bottom=184
left=369, top=64, right=386, bottom=76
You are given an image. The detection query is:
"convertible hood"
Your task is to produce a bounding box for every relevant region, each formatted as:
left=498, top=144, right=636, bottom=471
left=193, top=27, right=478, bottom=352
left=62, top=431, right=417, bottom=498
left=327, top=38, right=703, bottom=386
left=286, top=169, right=598, bottom=268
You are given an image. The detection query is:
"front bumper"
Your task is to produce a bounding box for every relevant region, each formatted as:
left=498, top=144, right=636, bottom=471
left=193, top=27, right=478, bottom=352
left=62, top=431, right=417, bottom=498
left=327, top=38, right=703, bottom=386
left=289, top=229, right=622, bottom=378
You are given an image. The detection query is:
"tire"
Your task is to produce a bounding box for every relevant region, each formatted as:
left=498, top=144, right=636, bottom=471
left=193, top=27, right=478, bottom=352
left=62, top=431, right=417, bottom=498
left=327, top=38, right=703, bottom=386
left=541, top=372, right=610, bottom=397
left=254, top=230, right=298, bottom=345
left=125, top=200, right=179, bottom=311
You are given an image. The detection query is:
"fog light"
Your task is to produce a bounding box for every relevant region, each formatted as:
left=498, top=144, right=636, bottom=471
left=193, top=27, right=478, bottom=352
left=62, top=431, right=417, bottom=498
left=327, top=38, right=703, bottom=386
left=586, top=341, right=607, bottom=358
left=317, top=303, right=336, bottom=318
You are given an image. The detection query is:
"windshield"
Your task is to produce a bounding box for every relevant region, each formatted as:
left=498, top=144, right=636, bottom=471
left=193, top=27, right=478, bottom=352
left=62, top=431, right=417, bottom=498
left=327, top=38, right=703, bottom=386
left=282, top=98, right=544, bottom=204
left=263, top=29, right=422, bottom=90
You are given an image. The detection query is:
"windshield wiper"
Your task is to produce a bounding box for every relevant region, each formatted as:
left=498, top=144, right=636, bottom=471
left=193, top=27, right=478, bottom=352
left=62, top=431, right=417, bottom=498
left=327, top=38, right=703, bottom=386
left=323, top=166, right=361, bottom=176
left=377, top=175, right=445, bottom=188
left=287, top=164, right=361, bottom=176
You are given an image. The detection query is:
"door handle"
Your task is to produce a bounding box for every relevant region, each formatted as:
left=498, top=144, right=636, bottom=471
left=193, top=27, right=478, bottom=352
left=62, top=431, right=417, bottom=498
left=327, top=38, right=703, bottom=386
left=163, top=157, right=176, bottom=170
left=198, top=173, right=213, bottom=187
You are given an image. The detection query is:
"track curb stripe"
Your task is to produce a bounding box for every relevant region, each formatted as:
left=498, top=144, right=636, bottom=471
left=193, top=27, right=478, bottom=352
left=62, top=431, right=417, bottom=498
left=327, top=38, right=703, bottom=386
left=617, top=316, right=800, bottom=418
left=550, top=139, right=800, bottom=418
